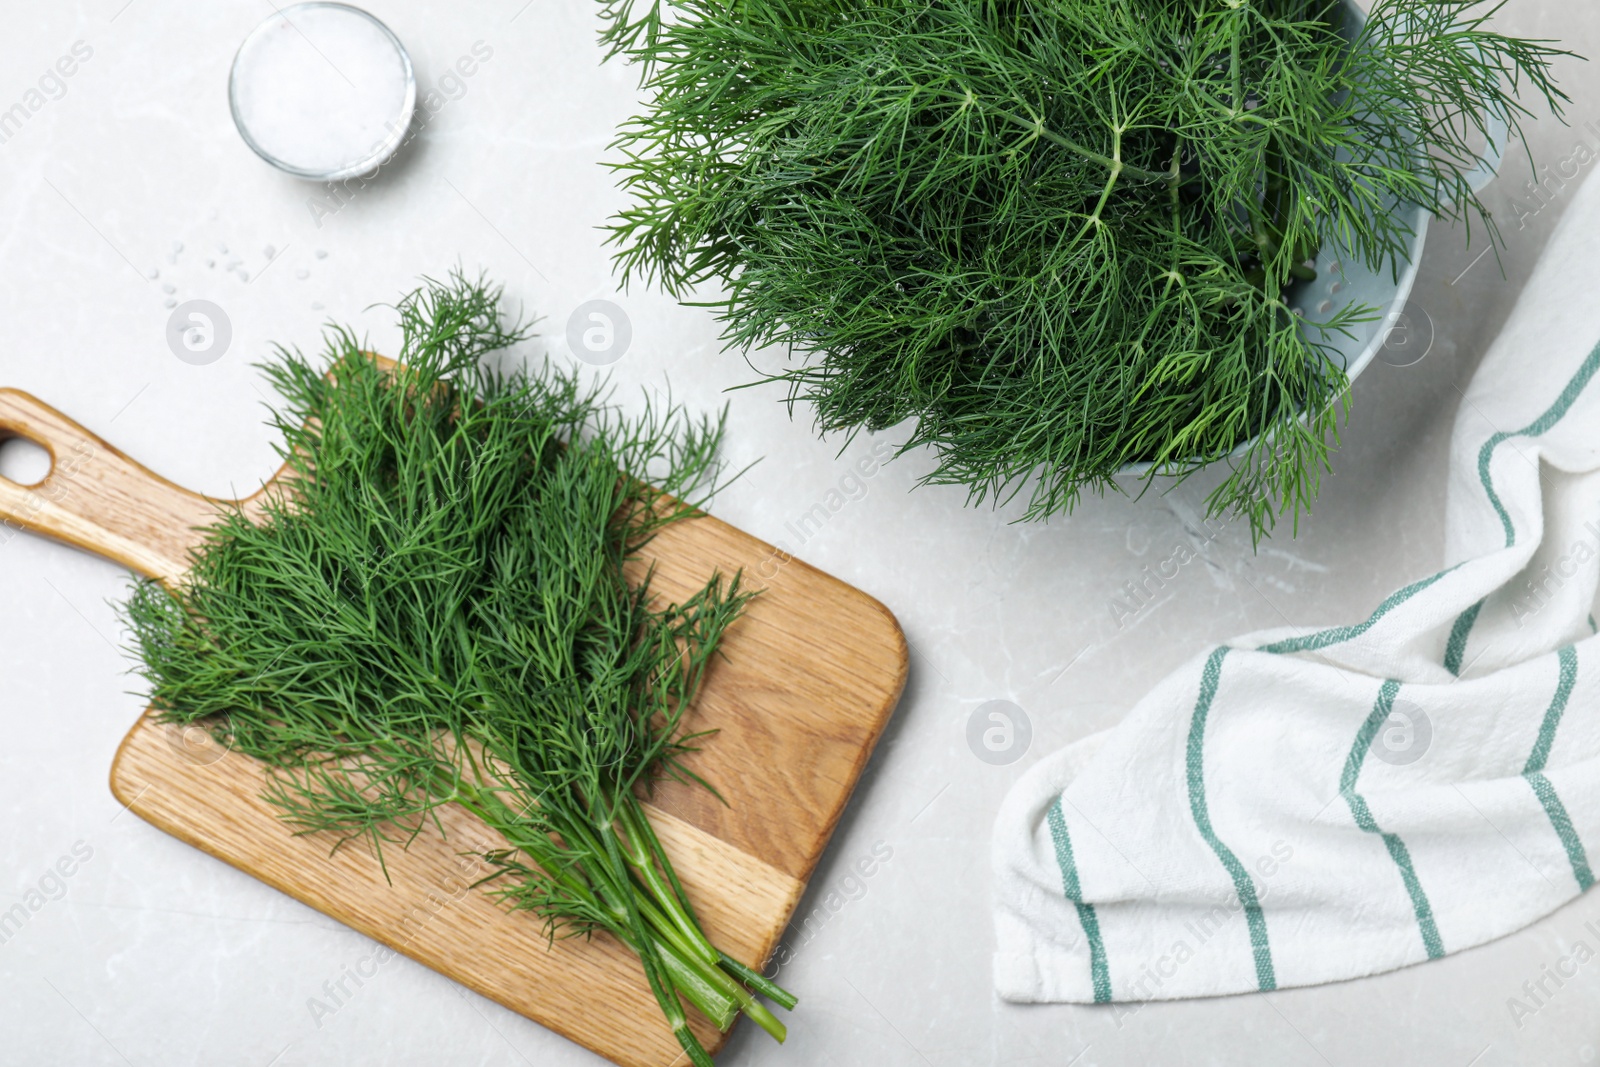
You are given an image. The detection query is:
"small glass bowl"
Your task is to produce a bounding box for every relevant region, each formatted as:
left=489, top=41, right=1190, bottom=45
left=229, top=3, right=416, bottom=182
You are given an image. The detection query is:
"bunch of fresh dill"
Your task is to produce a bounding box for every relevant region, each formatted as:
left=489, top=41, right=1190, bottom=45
left=597, top=0, right=1569, bottom=537
left=121, top=273, right=794, bottom=1065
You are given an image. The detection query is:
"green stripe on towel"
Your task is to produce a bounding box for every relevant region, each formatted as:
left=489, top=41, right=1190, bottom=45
left=1444, top=341, right=1600, bottom=661
left=1046, top=797, right=1112, bottom=1002
left=1444, top=599, right=1483, bottom=676
left=1478, top=342, right=1600, bottom=547
left=1525, top=646, right=1578, bottom=773
left=1524, top=646, right=1593, bottom=890
left=1342, top=680, right=1445, bottom=959
left=1259, top=569, right=1454, bottom=656
left=1185, top=647, right=1277, bottom=991
left=1526, top=774, right=1593, bottom=891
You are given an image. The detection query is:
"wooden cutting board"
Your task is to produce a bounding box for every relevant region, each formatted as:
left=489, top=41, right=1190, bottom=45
left=0, top=381, right=907, bottom=1066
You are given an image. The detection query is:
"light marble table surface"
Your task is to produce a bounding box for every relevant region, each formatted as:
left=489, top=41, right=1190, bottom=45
left=1, top=2, right=1598, bottom=1064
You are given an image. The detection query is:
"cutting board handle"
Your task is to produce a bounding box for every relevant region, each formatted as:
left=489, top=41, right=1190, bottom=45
left=0, top=388, right=221, bottom=583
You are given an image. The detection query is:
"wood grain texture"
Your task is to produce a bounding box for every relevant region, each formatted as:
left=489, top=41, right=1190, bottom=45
left=0, top=383, right=907, bottom=1067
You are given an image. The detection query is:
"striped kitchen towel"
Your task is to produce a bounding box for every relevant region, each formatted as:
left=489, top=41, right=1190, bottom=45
left=993, top=167, right=1600, bottom=1004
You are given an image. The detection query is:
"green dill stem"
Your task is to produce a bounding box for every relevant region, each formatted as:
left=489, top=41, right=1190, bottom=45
left=618, top=799, right=697, bottom=933
left=618, top=803, right=794, bottom=1008
left=613, top=798, right=790, bottom=1039
left=633, top=892, right=787, bottom=1042
left=120, top=274, right=786, bottom=1056
left=983, top=102, right=1169, bottom=184
left=716, top=952, right=799, bottom=1013
left=460, top=780, right=748, bottom=1035
left=1231, top=17, right=1244, bottom=116
left=617, top=786, right=797, bottom=1007
left=555, top=797, right=762, bottom=1043
left=599, top=810, right=712, bottom=1066
left=710, top=973, right=788, bottom=1043
left=630, top=840, right=707, bottom=957
left=1077, top=124, right=1127, bottom=240
left=1254, top=139, right=1319, bottom=284
left=655, top=938, right=741, bottom=1031
left=619, top=799, right=798, bottom=1013
left=616, top=800, right=714, bottom=959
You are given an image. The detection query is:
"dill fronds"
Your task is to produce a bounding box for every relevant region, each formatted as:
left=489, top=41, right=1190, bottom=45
left=121, top=271, right=794, bottom=1065
left=597, top=0, right=1571, bottom=538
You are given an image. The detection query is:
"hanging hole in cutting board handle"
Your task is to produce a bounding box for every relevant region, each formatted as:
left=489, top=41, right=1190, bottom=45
left=0, top=433, right=53, bottom=487
left=0, top=388, right=219, bottom=583
left=0, top=388, right=92, bottom=527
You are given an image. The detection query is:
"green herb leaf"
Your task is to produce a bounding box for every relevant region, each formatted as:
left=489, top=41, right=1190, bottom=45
left=597, top=0, right=1570, bottom=539
left=121, top=270, right=793, bottom=1056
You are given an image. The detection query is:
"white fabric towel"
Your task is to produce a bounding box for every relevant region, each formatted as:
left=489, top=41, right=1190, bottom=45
left=994, top=167, right=1600, bottom=1005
